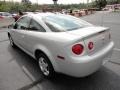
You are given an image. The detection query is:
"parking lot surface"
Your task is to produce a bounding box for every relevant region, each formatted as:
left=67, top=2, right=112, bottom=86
left=0, top=11, right=120, bottom=90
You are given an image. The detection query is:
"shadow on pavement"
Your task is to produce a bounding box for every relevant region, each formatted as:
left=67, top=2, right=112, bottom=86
left=7, top=44, right=120, bottom=90
left=7, top=45, right=45, bottom=90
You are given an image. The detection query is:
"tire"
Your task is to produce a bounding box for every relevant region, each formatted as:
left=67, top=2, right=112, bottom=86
left=9, top=35, right=16, bottom=48
left=38, top=53, right=55, bottom=78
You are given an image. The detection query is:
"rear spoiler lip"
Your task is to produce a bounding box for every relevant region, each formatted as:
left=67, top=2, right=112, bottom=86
left=82, top=27, right=109, bottom=39
left=66, top=26, right=110, bottom=45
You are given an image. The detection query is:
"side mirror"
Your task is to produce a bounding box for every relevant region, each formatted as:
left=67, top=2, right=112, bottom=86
left=13, top=23, right=18, bottom=29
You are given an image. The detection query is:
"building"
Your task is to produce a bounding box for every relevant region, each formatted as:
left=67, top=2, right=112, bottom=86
left=105, top=4, right=120, bottom=11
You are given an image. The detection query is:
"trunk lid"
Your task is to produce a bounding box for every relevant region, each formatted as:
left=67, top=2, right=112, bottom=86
left=68, top=26, right=110, bottom=55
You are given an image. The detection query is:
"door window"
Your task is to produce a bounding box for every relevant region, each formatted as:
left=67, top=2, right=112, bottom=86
left=14, top=16, right=31, bottom=30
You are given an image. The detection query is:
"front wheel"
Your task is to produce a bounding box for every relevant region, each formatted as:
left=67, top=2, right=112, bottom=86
left=38, top=53, right=55, bottom=78
left=9, top=36, right=15, bottom=47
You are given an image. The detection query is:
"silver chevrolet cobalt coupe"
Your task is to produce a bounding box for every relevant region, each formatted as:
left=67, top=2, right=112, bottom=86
left=8, top=13, right=114, bottom=78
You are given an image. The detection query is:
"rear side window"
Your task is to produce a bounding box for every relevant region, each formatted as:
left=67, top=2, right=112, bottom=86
left=45, top=22, right=60, bottom=32
left=28, top=19, right=46, bottom=32
left=14, top=16, right=31, bottom=30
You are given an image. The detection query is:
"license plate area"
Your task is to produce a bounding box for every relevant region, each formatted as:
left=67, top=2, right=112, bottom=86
left=84, top=31, right=109, bottom=55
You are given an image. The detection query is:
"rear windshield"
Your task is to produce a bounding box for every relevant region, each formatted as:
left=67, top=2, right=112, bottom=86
left=43, top=15, right=92, bottom=32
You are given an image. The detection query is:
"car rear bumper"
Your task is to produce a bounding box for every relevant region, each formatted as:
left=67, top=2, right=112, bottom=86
left=57, top=41, right=114, bottom=77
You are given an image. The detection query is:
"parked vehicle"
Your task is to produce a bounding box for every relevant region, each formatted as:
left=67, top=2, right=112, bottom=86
left=8, top=13, right=114, bottom=78
left=0, top=12, right=12, bottom=18
left=0, top=12, right=14, bottom=27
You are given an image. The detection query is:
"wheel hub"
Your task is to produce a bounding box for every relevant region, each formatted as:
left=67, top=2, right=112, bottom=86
left=39, top=57, right=49, bottom=76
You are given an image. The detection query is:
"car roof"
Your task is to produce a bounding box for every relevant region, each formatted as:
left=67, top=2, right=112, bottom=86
left=26, top=12, right=74, bottom=20
left=32, top=12, right=55, bottom=18
left=21, top=12, right=54, bottom=20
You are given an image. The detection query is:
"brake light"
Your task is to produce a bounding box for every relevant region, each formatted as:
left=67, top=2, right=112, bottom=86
left=72, top=44, right=84, bottom=55
left=0, top=16, right=3, bottom=19
left=88, top=42, right=94, bottom=50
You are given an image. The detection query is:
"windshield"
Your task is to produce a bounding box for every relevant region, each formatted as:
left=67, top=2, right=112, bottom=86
left=43, top=14, right=92, bottom=32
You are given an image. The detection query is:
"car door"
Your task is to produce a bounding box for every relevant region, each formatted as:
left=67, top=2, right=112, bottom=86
left=22, top=19, right=46, bottom=54
left=11, top=16, right=31, bottom=49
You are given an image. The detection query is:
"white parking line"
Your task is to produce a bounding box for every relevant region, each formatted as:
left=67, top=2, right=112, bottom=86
left=114, top=48, right=120, bottom=52
left=22, top=66, right=43, bottom=90
left=0, top=39, right=9, bottom=43
left=22, top=66, right=36, bottom=81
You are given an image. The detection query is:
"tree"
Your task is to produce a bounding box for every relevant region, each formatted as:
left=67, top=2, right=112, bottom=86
left=21, top=0, right=31, bottom=4
left=95, top=0, right=107, bottom=10
left=53, top=0, right=58, bottom=5
left=21, top=0, right=32, bottom=12
left=107, top=0, right=120, bottom=4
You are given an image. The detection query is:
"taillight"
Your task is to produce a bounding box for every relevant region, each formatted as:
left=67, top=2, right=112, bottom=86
left=88, top=42, right=94, bottom=50
left=0, top=16, right=3, bottom=19
left=72, top=44, right=84, bottom=55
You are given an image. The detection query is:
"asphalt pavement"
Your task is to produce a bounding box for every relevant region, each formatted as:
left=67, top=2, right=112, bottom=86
left=0, top=11, right=120, bottom=90
left=0, top=17, right=14, bottom=27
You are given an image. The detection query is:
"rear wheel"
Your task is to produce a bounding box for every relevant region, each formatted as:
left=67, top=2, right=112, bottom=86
left=38, top=53, right=55, bottom=78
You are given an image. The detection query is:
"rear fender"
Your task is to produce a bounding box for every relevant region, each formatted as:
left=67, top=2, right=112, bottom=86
left=33, top=45, right=59, bottom=72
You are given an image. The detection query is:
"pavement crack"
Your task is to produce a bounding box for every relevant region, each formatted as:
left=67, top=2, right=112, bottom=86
left=20, top=66, right=44, bottom=90
left=109, top=60, right=120, bottom=66
left=17, top=78, right=44, bottom=90
left=114, top=48, right=120, bottom=52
